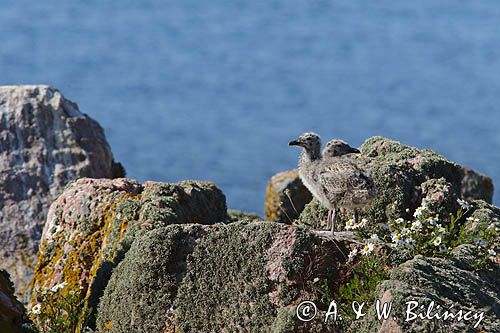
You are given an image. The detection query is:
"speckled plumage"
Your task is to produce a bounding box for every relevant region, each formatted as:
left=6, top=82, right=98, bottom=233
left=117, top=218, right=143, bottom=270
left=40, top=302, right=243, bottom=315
left=290, top=134, right=375, bottom=235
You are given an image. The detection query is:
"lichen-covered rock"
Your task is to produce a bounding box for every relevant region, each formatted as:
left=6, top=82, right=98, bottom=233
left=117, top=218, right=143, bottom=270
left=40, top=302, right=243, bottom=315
left=355, top=247, right=499, bottom=333
left=0, top=85, right=122, bottom=299
left=265, top=169, right=313, bottom=223
left=0, top=270, right=32, bottom=333
left=30, top=178, right=228, bottom=328
left=227, top=209, right=263, bottom=222
left=298, top=136, right=494, bottom=230
left=96, top=222, right=354, bottom=333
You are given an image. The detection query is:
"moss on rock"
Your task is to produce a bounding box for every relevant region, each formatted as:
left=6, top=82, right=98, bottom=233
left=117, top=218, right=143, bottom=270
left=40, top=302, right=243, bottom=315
left=96, top=221, right=353, bottom=332
left=30, top=178, right=228, bottom=329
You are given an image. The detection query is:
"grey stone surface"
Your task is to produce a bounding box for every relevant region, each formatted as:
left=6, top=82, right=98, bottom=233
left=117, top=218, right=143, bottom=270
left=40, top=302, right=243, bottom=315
left=0, top=85, right=120, bottom=300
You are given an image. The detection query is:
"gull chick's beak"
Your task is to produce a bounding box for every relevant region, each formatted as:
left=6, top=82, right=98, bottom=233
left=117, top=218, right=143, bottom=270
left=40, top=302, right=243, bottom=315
left=289, top=140, right=300, bottom=146
left=350, top=147, right=361, bottom=153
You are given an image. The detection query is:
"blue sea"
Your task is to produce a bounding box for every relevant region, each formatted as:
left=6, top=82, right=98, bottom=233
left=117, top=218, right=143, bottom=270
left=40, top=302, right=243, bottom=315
left=2, top=1, right=500, bottom=214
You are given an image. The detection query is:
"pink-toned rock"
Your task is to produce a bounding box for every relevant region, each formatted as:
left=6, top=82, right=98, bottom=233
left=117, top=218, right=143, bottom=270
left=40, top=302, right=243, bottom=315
left=0, top=85, right=122, bottom=300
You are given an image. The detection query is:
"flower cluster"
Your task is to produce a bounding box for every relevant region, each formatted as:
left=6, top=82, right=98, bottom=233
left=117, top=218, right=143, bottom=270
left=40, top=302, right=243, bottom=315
left=386, top=202, right=450, bottom=255
left=345, top=218, right=368, bottom=230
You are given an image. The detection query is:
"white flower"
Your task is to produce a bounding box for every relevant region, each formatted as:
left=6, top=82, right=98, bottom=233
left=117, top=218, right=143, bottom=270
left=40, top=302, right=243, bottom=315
left=466, top=217, right=474, bottom=222
left=31, top=303, right=41, bottom=315
left=405, top=237, right=415, bottom=249
left=53, top=225, right=63, bottom=234
left=473, top=238, right=488, bottom=247
left=413, top=206, right=426, bottom=218
left=345, top=219, right=355, bottom=230
left=457, top=198, right=471, bottom=210
left=488, top=249, right=497, bottom=256
left=313, top=277, right=320, bottom=283
left=357, top=218, right=368, bottom=228
left=439, top=244, right=447, bottom=253
left=395, top=218, right=405, bottom=224
left=411, top=220, right=422, bottom=230
left=433, top=236, right=442, bottom=246
left=360, top=243, right=375, bottom=256
left=426, top=217, right=437, bottom=226
left=391, top=233, right=404, bottom=246
left=487, top=223, right=495, bottom=230
left=50, top=281, right=68, bottom=293
left=436, top=224, right=446, bottom=234
left=401, top=227, right=411, bottom=236
left=348, top=248, right=358, bottom=260
left=370, top=234, right=380, bottom=242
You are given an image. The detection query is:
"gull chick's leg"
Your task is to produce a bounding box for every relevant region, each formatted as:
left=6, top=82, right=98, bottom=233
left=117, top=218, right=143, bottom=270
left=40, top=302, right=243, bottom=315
left=354, top=209, right=359, bottom=225
left=330, top=208, right=337, bottom=236
left=327, top=209, right=332, bottom=230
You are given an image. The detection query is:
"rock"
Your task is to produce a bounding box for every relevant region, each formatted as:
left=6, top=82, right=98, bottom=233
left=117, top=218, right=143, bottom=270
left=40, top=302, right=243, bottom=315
left=227, top=209, right=263, bottom=222
left=264, top=169, right=313, bottom=223
left=30, top=178, right=228, bottom=328
left=356, top=248, right=499, bottom=332
left=0, top=85, right=122, bottom=300
left=298, top=136, right=494, bottom=230
left=96, top=222, right=353, bottom=332
left=0, top=270, right=32, bottom=333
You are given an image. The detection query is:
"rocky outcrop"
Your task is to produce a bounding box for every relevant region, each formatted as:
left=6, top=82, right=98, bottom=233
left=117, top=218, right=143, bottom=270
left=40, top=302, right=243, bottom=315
left=30, top=178, right=228, bottom=327
left=0, top=85, right=123, bottom=299
left=265, top=169, right=312, bottom=223
left=0, top=270, right=31, bottom=333
left=96, top=222, right=353, bottom=333
left=355, top=246, right=499, bottom=333
left=298, top=136, right=494, bottom=229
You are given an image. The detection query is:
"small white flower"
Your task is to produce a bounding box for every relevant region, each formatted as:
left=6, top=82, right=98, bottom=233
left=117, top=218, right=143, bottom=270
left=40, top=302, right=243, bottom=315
left=345, top=219, right=355, bottom=230
left=433, top=236, right=442, bottom=246
left=487, top=223, right=495, bottom=230
left=439, top=244, right=447, bottom=253
left=391, top=233, right=404, bottom=246
left=411, top=220, right=422, bottom=230
left=401, top=227, right=411, bottom=236
left=488, top=249, right=497, bottom=256
left=426, top=217, right=437, bottom=226
left=466, top=217, right=474, bottom=222
left=31, top=303, right=41, bottom=315
left=360, top=243, right=375, bottom=256
left=413, top=206, right=426, bottom=218
left=457, top=198, right=471, bottom=210
left=357, top=218, right=368, bottom=228
left=405, top=237, right=416, bottom=249
left=53, top=225, right=63, bottom=234
left=348, top=248, right=358, bottom=260
left=313, top=277, right=320, bottom=283
left=395, top=218, right=405, bottom=224
left=370, top=234, right=380, bottom=242
left=436, top=224, right=446, bottom=234
left=50, top=281, right=68, bottom=293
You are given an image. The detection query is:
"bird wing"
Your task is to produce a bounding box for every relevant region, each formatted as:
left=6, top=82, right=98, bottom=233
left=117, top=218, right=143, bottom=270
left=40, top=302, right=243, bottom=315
left=318, top=159, right=375, bottom=204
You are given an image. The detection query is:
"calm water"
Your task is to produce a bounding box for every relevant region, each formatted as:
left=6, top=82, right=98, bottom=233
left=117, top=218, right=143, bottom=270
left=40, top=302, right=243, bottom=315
left=2, top=1, right=500, bottom=213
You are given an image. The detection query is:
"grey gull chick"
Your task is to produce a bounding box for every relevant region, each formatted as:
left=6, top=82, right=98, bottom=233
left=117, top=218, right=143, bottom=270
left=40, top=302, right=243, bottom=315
left=289, top=133, right=375, bottom=235
left=321, top=139, right=376, bottom=234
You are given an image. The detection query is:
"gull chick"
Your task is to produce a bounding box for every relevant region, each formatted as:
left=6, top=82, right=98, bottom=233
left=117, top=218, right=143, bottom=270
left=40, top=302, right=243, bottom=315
left=289, top=133, right=375, bottom=235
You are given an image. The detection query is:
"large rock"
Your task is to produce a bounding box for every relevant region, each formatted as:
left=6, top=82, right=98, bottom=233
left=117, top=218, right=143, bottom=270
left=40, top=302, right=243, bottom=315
left=264, top=169, right=312, bottom=223
left=96, top=222, right=354, bottom=333
left=355, top=247, right=499, bottom=333
left=0, top=270, right=31, bottom=333
left=30, top=178, right=228, bottom=328
left=0, top=85, right=123, bottom=299
left=298, top=136, right=494, bottom=229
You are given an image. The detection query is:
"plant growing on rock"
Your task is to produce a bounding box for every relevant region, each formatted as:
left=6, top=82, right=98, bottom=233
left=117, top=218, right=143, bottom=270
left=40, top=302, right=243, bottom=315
left=384, top=199, right=498, bottom=264
left=29, top=282, right=91, bottom=333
